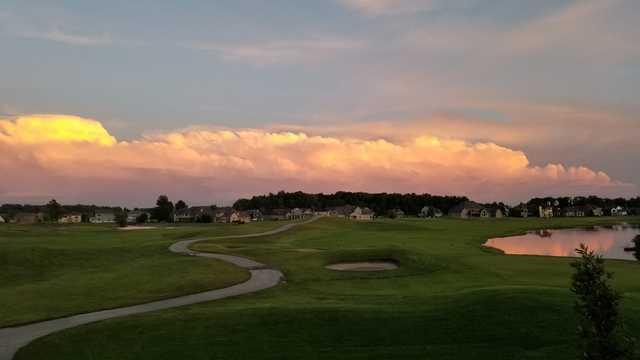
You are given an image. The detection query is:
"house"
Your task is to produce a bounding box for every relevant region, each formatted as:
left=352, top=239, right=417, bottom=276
left=127, top=210, right=150, bottom=224
left=59, top=213, right=83, bottom=224
left=510, top=204, right=529, bottom=218
left=174, top=206, right=215, bottom=223
left=448, top=201, right=488, bottom=219
left=419, top=206, right=443, bottom=218
left=610, top=206, right=628, bottom=216
left=14, top=212, right=44, bottom=224
left=247, top=209, right=264, bottom=222
left=214, top=207, right=234, bottom=223
left=585, top=205, right=604, bottom=217
left=90, top=210, right=116, bottom=223
left=0, top=215, right=5, bottom=223
left=389, top=209, right=405, bottom=218
left=561, top=207, right=585, bottom=217
left=313, top=210, right=332, bottom=217
left=538, top=205, right=554, bottom=218
left=488, top=207, right=505, bottom=218
left=330, top=205, right=356, bottom=218
left=287, top=208, right=313, bottom=220
left=263, top=208, right=289, bottom=221
left=230, top=211, right=251, bottom=224
left=350, top=207, right=375, bottom=221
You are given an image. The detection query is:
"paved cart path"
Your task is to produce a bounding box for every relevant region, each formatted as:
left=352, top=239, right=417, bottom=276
left=0, top=217, right=319, bottom=360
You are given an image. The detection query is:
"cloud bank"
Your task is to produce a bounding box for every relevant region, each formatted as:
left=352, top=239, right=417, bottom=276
left=0, top=114, right=635, bottom=206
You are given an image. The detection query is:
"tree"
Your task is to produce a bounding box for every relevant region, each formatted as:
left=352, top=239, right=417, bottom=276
left=633, top=236, right=640, bottom=261
left=175, top=200, right=188, bottom=211
left=115, top=211, right=128, bottom=228
left=45, top=199, right=63, bottom=222
left=152, top=195, right=174, bottom=222
left=571, top=244, right=635, bottom=360
left=136, top=212, right=149, bottom=224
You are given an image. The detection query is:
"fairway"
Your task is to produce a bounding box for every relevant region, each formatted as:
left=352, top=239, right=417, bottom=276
left=7, top=216, right=640, bottom=359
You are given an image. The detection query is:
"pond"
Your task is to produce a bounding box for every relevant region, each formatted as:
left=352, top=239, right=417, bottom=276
left=485, top=224, right=640, bottom=261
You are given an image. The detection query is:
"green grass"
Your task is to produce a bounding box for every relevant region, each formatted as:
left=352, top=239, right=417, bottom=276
left=0, top=221, right=290, bottom=327
left=10, top=216, right=640, bottom=359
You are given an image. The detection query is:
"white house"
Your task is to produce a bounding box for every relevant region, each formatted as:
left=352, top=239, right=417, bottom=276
left=59, top=213, right=82, bottom=224
left=0, top=215, right=5, bottom=223
left=350, top=207, right=375, bottom=221
left=90, top=210, right=116, bottom=223
left=611, top=206, right=628, bottom=216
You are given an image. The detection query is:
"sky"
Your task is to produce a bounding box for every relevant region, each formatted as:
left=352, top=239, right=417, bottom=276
left=0, top=0, right=639, bottom=207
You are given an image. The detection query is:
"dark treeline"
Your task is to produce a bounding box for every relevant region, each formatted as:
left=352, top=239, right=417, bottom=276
left=0, top=203, right=122, bottom=218
left=233, top=191, right=469, bottom=215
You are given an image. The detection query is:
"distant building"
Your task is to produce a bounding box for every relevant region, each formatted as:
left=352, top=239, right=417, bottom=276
left=419, top=206, right=443, bottom=218
left=247, top=209, right=264, bottom=222
left=0, top=215, right=5, bottom=223
left=448, top=201, right=488, bottom=219
left=287, top=208, right=313, bottom=220
left=350, top=207, right=375, bottom=221
left=510, top=204, right=529, bottom=218
left=330, top=205, right=356, bottom=218
left=174, top=206, right=215, bottom=223
left=14, top=212, right=44, bottom=224
left=585, top=205, right=604, bottom=217
left=488, top=207, right=505, bottom=218
left=127, top=210, right=150, bottom=224
left=389, top=209, right=405, bottom=218
left=538, top=205, right=554, bottom=218
left=90, top=210, right=116, bottom=223
left=230, top=211, right=251, bottom=224
left=59, top=213, right=83, bottom=224
left=610, top=206, right=628, bottom=217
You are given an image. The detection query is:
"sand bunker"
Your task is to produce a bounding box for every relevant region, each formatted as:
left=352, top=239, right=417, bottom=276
left=326, top=261, right=398, bottom=272
left=119, top=226, right=158, bottom=231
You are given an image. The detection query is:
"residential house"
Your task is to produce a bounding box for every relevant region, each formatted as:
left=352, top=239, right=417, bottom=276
left=510, top=204, right=529, bottom=218
left=585, top=205, right=604, bottom=217
left=330, top=205, right=356, bottom=218
left=175, top=206, right=215, bottom=223
left=610, top=206, right=628, bottom=217
left=247, top=209, right=264, bottom=222
left=488, top=207, right=505, bottom=218
left=561, top=206, right=585, bottom=217
left=389, top=209, right=405, bottom=218
left=448, top=201, right=488, bottom=219
left=59, top=213, right=83, bottom=224
left=350, top=207, right=375, bottom=221
left=287, top=208, right=313, bottom=220
left=0, top=214, right=5, bottom=223
left=90, top=210, right=116, bottom=223
left=14, top=212, right=44, bottom=224
left=230, top=211, right=251, bottom=224
left=127, top=210, right=150, bottom=224
left=313, top=210, right=332, bottom=217
left=212, top=207, right=230, bottom=223
left=538, top=205, right=554, bottom=218
left=419, top=206, right=443, bottom=218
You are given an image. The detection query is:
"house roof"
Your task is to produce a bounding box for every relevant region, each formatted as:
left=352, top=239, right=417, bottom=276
left=449, top=201, right=484, bottom=214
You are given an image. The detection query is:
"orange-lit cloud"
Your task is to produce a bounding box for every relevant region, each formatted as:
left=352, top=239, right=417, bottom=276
left=0, top=114, right=635, bottom=206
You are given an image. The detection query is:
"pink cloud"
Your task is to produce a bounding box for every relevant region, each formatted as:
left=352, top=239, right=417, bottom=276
left=0, top=114, right=635, bottom=206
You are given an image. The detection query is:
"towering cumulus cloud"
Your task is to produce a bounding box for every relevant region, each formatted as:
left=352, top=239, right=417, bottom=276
left=0, top=114, right=634, bottom=205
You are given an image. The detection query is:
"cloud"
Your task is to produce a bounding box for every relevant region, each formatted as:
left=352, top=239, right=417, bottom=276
left=18, top=27, right=113, bottom=46
left=188, top=38, right=364, bottom=66
left=0, top=114, right=635, bottom=206
left=337, top=0, right=435, bottom=16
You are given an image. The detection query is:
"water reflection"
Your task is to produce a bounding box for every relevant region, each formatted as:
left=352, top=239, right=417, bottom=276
left=485, top=225, right=640, bottom=260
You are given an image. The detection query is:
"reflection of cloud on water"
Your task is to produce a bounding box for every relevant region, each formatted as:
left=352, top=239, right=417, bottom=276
left=486, top=227, right=640, bottom=260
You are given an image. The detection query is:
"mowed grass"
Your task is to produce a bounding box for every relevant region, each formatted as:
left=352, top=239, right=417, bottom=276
left=13, top=216, right=640, bottom=360
left=0, top=221, right=291, bottom=327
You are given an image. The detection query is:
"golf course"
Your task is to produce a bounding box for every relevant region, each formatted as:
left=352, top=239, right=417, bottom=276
left=3, top=216, right=640, bottom=359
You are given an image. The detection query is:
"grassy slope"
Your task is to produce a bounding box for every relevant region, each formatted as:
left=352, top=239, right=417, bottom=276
left=0, top=221, right=290, bottom=327
left=14, top=217, right=640, bottom=360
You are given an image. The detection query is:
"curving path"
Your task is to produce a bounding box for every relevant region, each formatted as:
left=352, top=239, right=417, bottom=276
left=0, top=217, right=319, bottom=360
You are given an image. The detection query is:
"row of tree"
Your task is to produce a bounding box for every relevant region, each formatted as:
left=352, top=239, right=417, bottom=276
left=232, top=191, right=469, bottom=215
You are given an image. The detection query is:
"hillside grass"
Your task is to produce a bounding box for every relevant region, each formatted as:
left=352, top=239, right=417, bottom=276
left=11, top=216, right=640, bottom=359
left=0, top=221, right=291, bottom=327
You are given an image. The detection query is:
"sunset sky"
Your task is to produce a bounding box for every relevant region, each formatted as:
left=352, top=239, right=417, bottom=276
left=1, top=0, right=638, bottom=206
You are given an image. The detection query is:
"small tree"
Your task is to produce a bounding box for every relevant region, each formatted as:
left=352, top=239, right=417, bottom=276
left=136, top=212, right=149, bottom=224
left=571, top=244, right=635, bottom=360
left=153, top=195, right=174, bottom=222
left=115, top=211, right=128, bottom=228
left=45, top=199, right=63, bottom=222
left=175, top=200, right=188, bottom=211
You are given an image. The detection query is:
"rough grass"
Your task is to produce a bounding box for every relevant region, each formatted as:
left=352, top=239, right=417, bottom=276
left=11, top=216, right=640, bottom=359
left=0, top=221, right=290, bottom=327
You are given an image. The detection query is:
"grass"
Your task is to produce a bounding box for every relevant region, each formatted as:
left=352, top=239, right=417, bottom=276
left=8, top=216, right=640, bottom=359
left=0, top=220, right=291, bottom=327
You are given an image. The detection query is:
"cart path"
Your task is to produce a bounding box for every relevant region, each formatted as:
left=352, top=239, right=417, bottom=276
left=0, top=217, right=319, bottom=360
